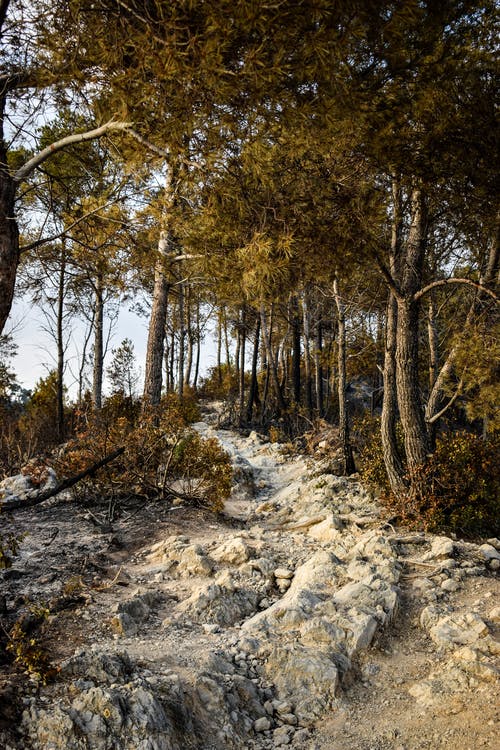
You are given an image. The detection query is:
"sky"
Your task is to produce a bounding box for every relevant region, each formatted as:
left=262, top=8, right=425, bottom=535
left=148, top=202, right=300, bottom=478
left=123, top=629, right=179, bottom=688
left=7, top=296, right=221, bottom=400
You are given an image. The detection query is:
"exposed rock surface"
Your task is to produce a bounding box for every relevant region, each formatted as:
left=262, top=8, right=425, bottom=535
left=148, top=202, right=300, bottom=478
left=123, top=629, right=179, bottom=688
left=0, top=412, right=498, bottom=749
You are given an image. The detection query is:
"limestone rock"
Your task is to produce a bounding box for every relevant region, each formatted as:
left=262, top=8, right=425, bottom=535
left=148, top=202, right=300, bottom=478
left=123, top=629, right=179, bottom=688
left=148, top=537, right=213, bottom=578
left=422, top=536, right=455, bottom=561
left=265, top=643, right=339, bottom=724
left=0, top=467, right=57, bottom=501
left=478, top=544, right=500, bottom=562
left=429, top=612, right=490, bottom=648
left=307, top=514, right=343, bottom=543
left=212, top=537, right=254, bottom=565
left=178, top=572, right=259, bottom=626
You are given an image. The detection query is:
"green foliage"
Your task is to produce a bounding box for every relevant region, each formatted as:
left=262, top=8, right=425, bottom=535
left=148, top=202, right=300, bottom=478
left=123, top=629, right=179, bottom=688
left=106, top=338, right=140, bottom=399
left=387, top=432, right=500, bottom=537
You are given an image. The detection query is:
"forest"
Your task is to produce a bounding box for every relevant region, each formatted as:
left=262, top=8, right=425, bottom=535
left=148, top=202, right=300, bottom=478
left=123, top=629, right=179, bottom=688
left=0, top=0, right=499, bottom=536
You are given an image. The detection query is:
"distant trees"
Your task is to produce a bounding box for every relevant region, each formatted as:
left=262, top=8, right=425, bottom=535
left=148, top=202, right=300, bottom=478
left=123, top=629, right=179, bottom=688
left=107, top=339, right=139, bottom=400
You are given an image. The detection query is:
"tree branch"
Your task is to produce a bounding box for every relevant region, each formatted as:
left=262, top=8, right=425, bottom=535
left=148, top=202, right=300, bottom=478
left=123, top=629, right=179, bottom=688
left=374, top=252, right=402, bottom=299
left=426, top=379, right=464, bottom=425
left=13, top=121, right=132, bottom=183
left=414, top=278, right=500, bottom=304
left=0, top=447, right=125, bottom=511
left=19, top=198, right=124, bottom=254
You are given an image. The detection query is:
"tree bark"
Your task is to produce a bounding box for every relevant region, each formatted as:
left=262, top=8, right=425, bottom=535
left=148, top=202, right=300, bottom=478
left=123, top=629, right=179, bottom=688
left=56, top=245, right=66, bottom=441
left=177, top=280, right=185, bottom=398
left=0, top=128, right=19, bottom=335
left=260, top=302, right=286, bottom=414
left=193, top=302, right=201, bottom=390
left=333, top=278, right=356, bottom=475
left=184, top=286, right=193, bottom=387
left=143, top=230, right=170, bottom=407
left=314, top=318, right=324, bottom=416
left=246, top=315, right=261, bottom=422
left=302, top=290, right=313, bottom=416
left=239, top=307, right=246, bottom=423
left=92, top=273, right=104, bottom=411
left=381, top=178, right=406, bottom=495
left=395, top=188, right=430, bottom=473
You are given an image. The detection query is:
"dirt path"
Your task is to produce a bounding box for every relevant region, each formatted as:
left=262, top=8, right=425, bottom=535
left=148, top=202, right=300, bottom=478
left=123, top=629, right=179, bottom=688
left=1, top=417, right=498, bottom=749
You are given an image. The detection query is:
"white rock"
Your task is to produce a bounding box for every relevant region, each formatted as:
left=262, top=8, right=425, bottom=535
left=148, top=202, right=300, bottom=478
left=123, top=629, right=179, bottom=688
left=423, top=537, right=455, bottom=561
left=430, top=612, right=490, bottom=648
left=478, top=544, right=500, bottom=562
left=212, top=537, right=254, bottom=565
left=274, top=568, right=294, bottom=580
left=308, top=515, right=342, bottom=543
left=488, top=606, right=500, bottom=624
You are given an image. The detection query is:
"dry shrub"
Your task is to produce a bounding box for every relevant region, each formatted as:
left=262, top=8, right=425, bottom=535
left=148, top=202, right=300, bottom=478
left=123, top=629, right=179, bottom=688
left=386, top=432, right=500, bottom=537
left=53, top=394, right=231, bottom=512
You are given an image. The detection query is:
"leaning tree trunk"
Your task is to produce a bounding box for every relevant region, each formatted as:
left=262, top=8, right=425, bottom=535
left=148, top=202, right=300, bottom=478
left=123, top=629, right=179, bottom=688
left=381, top=292, right=406, bottom=495
left=92, top=273, right=104, bottom=411
left=333, top=277, right=356, bottom=476
left=143, top=231, right=170, bottom=407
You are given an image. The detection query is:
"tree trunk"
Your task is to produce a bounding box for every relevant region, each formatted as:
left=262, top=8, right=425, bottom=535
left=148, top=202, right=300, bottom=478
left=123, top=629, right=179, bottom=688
left=260, top=302, right=286, bottom=414
left=333, top=278, right=356, bottom=475
left=143, top=231, right=170, bottom=407
left=193, top=302, right=201, bottom=390
left=56, top=246, right=66, bottom=441
left=216, top=310, right=223, bottom=385
left=223, top=306, right=231, bottom=369
left=381, top=178, right=406, bottom=495
left=177, top=280, right=185, bottom=398
left=246, top=315, right=261, bottom=422
left=239, top=307, right=246, bottom=423
left=0, top=142, right=19, bottom=335
left=314, top=319, right=324, bottom=416
left=290, top=293, right=301, bottom=404
left=184, top=285, right=193, bottom=387
left=395, top=188, right=430, bottom=474
left=92, top=274, right=104, bottom=411
left=302, top=290, right=313, bottom=416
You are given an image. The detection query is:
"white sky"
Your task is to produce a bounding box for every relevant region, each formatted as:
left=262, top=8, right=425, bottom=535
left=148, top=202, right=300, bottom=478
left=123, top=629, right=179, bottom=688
left=7, top=297, right=221, bottom=400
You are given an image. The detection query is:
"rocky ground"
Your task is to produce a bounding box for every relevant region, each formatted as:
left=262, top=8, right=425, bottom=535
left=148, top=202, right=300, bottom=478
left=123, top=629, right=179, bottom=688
left=0, top=412, right=498, bottom=750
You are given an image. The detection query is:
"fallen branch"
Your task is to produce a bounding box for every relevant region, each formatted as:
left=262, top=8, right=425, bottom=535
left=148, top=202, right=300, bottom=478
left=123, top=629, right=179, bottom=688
left=0, top=447, right=125, bottom=512
left=268, top=514, right=327, bottom=532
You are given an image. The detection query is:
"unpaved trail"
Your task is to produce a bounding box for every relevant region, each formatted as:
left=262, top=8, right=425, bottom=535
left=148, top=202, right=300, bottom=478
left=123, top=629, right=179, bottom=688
left=1, top=416, right=499, bottom=749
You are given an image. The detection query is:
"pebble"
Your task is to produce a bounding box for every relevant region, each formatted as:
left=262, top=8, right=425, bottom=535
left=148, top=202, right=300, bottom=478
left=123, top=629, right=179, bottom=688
left=254, top=717, right=272, bottom=732
left=441, top=579, right=460, bottom=592
left=274, top=568, right=293, bottom=579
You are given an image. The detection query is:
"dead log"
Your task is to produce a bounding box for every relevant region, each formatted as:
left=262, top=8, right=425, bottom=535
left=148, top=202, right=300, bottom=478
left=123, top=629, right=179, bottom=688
left=0, top=447, right=125, bottom=512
